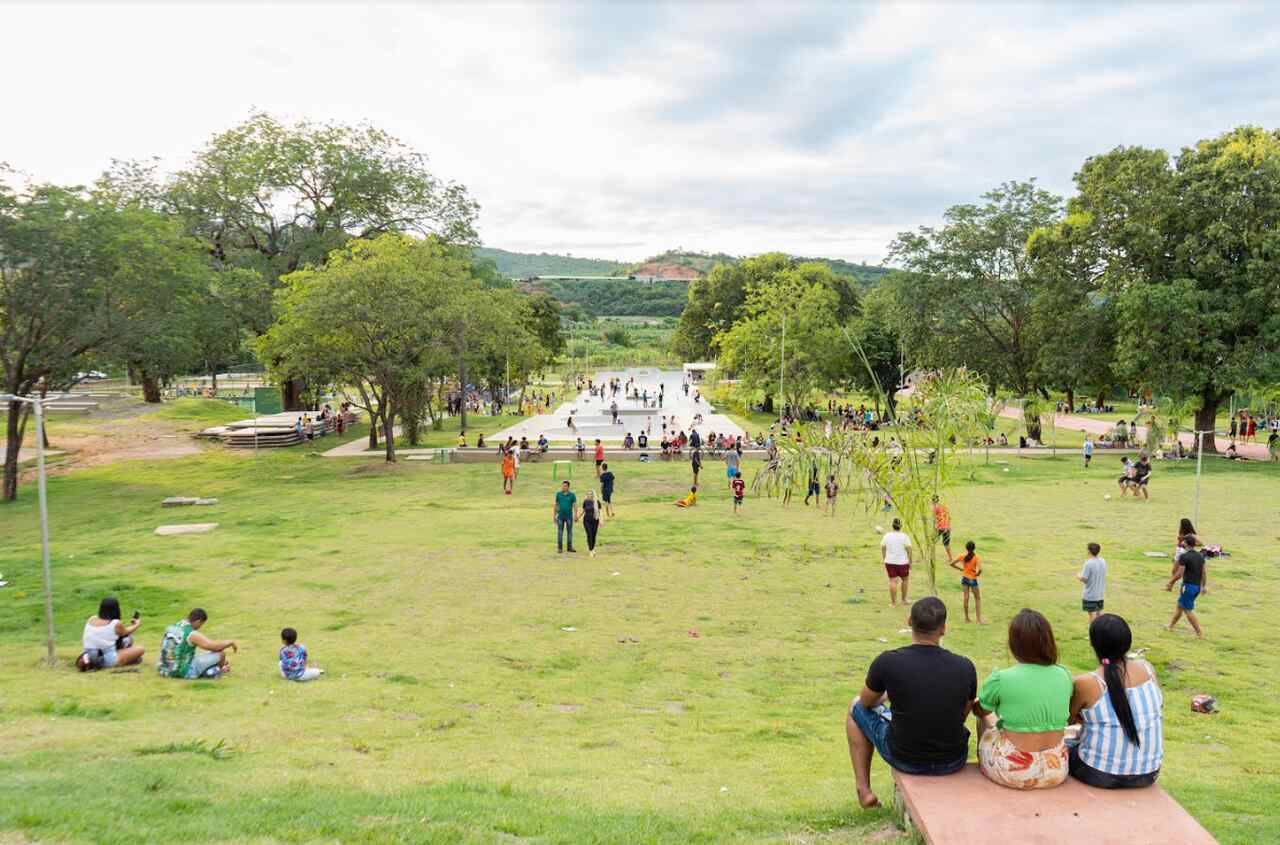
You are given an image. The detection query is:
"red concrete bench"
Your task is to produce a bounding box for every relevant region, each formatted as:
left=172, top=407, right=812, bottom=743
left=892, top=764, right=1217, bottom=844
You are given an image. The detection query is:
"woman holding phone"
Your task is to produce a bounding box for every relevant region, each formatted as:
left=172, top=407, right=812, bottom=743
left=79, top=596, right=145, bottom=670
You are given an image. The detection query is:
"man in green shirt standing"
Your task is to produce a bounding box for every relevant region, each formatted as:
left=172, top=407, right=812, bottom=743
left=553, top=480, right=578, bottom=553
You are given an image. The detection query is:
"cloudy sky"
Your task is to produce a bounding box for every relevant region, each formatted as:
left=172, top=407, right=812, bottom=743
left=4, top=2, right=1279, bottom=264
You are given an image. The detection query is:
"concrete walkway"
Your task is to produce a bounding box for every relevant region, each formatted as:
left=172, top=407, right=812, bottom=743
left=486, top=368, right=745, bottom=445
left=1000, top=408, right=1273, bottom=459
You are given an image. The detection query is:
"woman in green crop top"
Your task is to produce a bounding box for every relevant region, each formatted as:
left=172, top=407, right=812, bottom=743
left=972, top=609, right=1073, bottom=789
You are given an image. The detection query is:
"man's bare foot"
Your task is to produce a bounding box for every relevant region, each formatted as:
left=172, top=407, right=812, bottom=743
left=856, top=787, right=881, bottom=809
left=964, top=617, right=972, bottom=623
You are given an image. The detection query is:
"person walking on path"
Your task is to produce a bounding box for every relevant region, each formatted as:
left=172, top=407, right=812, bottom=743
left=1083, top=435, right=1093, bottom=468
left=581, top=489, right=604, bottom=558
left=599, top=463, right=616, bottom=517
left=845, top=597, right=976, bottom=809
left=932, top=496, right=953, bottom=561
left=881, top=518, right=913, bottom=607
left=948, top=541, right=984, bottom=624
left=1077, top=542, right=1107, bottom=622
left=553, top=481, right=578, bottom=554
left=1165, top=535, right=1207, bottom=637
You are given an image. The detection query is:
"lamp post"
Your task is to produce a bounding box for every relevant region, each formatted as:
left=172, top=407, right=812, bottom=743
left=2, top=393, right=55, bottom=666
left=1193, top=429, right=1208, bottom=526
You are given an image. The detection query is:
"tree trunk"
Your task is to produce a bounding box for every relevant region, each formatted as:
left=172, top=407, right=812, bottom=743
left=1066, top=387, right=1075, bottom=411
left=2, top=401, right=29, bottom=502
left=282, top=377, right=306, bottom=412
left=1194, top=394, right=1221, bottom=455
left=383, top=411, right=397, bottom=463
left=1096, top=387, right=1108, bottom=409
left=762, top=393, right=774, bottom=414
left=368, top=412, right=380, bottom=450
left=141, top=372, right=162, bottom=404
left=211, top=369, right=218, bottom=392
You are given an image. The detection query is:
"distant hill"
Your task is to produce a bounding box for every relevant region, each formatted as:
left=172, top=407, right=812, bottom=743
left=792, top=256, right=891, bottom=288
left=474, top=247, right=625, bottom=278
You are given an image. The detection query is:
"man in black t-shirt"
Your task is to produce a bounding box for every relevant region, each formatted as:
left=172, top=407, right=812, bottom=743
left=598, top=464, right=616, bottom=518
left=1166, top=534, right=1207, bottom=637
left=845, top=597, right=976, bottom=808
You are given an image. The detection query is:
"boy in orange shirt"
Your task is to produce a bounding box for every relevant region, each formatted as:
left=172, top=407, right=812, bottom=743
left=948, top=540, right=985, bottom=624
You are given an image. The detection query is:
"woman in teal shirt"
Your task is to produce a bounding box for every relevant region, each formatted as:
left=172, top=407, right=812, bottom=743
left=972, top=609, right=1073, bottom=789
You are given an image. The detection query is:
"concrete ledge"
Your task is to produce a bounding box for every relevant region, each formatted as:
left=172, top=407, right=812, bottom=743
left=893, top=764, right=1216, bottom=845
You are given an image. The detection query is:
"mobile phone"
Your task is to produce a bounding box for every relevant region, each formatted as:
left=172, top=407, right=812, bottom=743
left=132, top=610, right=141, bottom=621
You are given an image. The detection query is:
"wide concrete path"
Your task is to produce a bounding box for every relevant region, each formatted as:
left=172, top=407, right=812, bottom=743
left=1000, top=407, right=1271, bottom=458
left=487, top=368, right=746, bottom=445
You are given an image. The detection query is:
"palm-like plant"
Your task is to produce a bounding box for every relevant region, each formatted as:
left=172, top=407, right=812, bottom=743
left=752, top=367, right=989, bottom=594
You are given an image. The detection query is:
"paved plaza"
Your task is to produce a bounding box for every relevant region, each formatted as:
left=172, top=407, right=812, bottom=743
left=488, top=368, right=746, bottom=445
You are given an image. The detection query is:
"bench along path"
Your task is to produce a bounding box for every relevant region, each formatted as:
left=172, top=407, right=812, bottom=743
left=893, top=764, right=1216, bottom=844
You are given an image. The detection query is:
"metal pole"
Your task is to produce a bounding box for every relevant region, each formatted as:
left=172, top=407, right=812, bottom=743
left=34, top=399, right=55, bottom=667
left=779, top=312, right=786, bottom=428
left=1193, top=429, right=1206, bottom=526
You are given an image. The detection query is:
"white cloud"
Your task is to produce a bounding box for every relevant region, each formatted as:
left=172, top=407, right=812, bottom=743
left=2, top=1, right=1278, bottom=264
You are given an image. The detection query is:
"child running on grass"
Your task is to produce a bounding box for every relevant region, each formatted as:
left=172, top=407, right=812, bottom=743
left=948, top=540, right=984, bottom=623
left=279, top=628, right=324, bottom=681
left=932, top=495, right=953, bottom=560
left=731, top=474, right=745, bottom=513
left=824, top=474, right=839, bottom=515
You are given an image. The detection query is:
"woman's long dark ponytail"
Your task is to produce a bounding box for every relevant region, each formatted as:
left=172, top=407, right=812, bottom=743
left=1089, top=614, right=1141, bottom=746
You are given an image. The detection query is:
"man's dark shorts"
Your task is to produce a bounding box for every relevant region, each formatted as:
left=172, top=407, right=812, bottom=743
left=849, top=700, right=966, bottom=776
left=1083, top=599, right=1104, bottom=613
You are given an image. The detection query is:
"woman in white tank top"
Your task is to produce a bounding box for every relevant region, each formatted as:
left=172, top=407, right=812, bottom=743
left=78, top=596, right=145, bottom=670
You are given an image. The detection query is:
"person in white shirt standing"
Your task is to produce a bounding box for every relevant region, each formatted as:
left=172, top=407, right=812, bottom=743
left=880, top=518, right=914, bottom=607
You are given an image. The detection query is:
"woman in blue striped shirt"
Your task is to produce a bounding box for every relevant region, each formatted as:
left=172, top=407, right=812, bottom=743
left=1067, top=614, right=1164, bottom=787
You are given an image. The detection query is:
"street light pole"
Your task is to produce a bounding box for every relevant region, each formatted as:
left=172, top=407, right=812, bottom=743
left=1193, top=429, right=1207, bottom=526
left=779, top=312, right=786, bottom=429
left=3, top=393, right=55, bottom=666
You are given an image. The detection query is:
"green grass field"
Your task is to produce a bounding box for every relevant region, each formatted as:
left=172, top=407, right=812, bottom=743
left=0, top=441, right=1277, bottom=843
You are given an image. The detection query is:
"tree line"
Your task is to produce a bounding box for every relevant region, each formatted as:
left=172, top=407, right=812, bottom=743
left=0, top=113, right=564, bottom=498
left=673, top=126, right=1280, bottom=450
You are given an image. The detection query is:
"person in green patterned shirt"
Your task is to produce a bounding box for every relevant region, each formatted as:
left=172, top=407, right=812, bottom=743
left=157, top=608, right=238, bottom=679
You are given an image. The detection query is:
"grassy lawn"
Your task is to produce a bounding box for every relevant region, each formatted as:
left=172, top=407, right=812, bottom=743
left=0, top=446, right=1276, bottom=843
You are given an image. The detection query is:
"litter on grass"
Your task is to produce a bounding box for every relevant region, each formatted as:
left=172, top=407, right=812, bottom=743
left=1143, top=551, right=1169, bottom=558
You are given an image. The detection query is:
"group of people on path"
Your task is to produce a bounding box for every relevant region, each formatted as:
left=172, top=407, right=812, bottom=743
left=848, top=598, right=1164, bottom=806
left=78, top=600, right=323, bottom=682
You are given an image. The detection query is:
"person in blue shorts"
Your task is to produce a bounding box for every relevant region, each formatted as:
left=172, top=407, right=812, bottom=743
left=1165, top=534, right=1206, bottom=638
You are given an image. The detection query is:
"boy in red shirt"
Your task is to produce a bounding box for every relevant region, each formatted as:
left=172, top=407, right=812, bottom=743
left=594, top=439, right=605, bottom=477
left=731, top=474, right=746, bottom=513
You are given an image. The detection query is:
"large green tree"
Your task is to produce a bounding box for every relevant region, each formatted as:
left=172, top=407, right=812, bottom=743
left=0, top=178, right=211, bottom=499
left=885, top=181, right=1064, bottom=399
left=671, top=253, right=791, bottom=360
left=171, top=113, right=480, bottom=408
left=717, top=262, right=857, bottom=412
left=258, top=235, right=475, bottom=462
left=1065, top=128, right=1280, bottom=450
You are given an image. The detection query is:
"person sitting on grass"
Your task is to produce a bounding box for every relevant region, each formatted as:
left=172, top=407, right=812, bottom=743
left=846, top=597, right=976, bottom=809
left=457, top=430, right=467, bottom=448
left=973, top=609, right=1072, bottom=790
left=279, top=627, right=324, bottom=682
left=675, top=485, right=698, bottom=508
left=476, top=433, right=486, bottom=449
left=79, top=596, right=145, bottom=671
left=157, top=608, right=238, bottom=679
left=948, top=540, right=984, bottom=624
left=1068, top=614, right=1163, bottom=788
